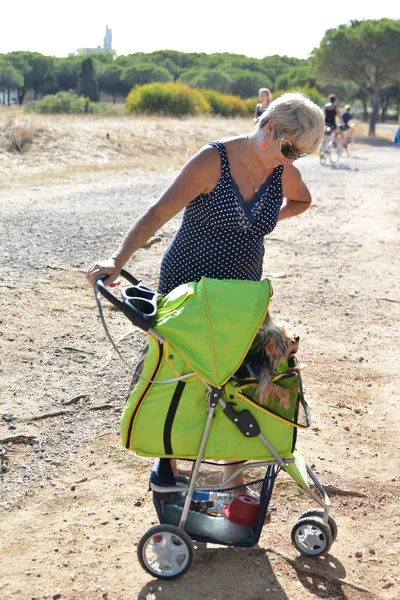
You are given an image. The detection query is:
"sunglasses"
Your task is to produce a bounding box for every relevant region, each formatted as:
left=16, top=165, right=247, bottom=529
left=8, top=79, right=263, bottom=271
left=276, top=131, right=307, bottom=160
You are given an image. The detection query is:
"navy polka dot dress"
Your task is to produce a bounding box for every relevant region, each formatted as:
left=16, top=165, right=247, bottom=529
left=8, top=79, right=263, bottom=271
left=158, top=140, right=284, bottom=295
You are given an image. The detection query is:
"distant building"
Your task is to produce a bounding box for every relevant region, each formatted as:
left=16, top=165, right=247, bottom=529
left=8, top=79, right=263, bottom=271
left=74, top=25, right=116, bottom=57
left=104, top=25, right=112, bottom=51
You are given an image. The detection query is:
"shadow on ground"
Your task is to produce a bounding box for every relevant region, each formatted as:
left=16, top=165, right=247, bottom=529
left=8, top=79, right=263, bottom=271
left=355, top=136, right=395, bottom=147
left=137, top=545, right=351, bottom=600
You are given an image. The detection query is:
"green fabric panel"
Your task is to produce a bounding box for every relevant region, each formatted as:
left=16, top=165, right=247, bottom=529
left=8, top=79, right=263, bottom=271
left=206, top=376, right=300, bottom=460
left=122, top=344, right=302, bottom=460
left=284, top=449, right=309, bottom=489
left=154, top=277, right=272, bottom=386
left=120, top=334, right=161, bottom=449
left=121, top=337, right=207, bottom=456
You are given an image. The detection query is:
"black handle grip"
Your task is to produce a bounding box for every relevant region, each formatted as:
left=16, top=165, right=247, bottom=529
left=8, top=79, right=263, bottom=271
left=94, top=269, right=158, bottom=331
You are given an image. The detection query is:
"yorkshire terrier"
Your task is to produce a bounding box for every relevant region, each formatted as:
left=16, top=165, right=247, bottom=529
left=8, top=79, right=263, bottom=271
left=242, top=316, right=301, bottom=410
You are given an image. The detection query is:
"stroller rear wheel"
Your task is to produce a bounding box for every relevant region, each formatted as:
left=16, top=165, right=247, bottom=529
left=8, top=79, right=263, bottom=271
left=137, top=524, right=194, bottom=579
left=291, top=516, right=333, bottom=557
left=299, top=509, right=338, bottom=542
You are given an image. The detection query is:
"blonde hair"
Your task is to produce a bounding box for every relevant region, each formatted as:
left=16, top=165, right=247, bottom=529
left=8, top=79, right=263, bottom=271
left=258, top=91, right=325, bottom=154
left=259, top=87, right=271, bottom=98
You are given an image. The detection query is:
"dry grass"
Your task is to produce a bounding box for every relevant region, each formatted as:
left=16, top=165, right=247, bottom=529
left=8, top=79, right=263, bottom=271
left=0, top=107, right=250, bottom=185
left=0, top=107, right=396, bottom=186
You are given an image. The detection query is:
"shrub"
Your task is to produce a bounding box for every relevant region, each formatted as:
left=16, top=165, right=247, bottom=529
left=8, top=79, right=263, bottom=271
left=244, top=97, right=258, bottom=115
left=3, top=120, right=34, bottom=152
left=89, top=102, right=118, bottom=116
left=25, top=91, right=87, bottom=114
left=125, top=82, right=211, bottom=117
left=200, top=89, right=249, bottom=117
left=25, top=91, right=118, bottom=115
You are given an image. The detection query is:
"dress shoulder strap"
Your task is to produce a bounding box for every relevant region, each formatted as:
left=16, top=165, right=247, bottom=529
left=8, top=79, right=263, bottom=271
left=208, top=140, right=230, bottom=177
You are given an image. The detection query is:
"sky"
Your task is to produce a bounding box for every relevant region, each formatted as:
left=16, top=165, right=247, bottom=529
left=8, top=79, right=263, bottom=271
left=2, top=1, right=399, bottom=61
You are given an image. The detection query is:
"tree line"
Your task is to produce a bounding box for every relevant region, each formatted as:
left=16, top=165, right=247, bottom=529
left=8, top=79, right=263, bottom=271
left=1, top=18, right=399, bottom=135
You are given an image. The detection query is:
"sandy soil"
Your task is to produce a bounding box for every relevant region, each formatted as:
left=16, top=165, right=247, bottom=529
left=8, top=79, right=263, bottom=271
left=0, top=114, right=399, bottom=600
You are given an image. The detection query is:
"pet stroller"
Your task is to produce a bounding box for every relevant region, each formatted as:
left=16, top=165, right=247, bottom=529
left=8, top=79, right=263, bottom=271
left=95, top=270, right=337, bottom=580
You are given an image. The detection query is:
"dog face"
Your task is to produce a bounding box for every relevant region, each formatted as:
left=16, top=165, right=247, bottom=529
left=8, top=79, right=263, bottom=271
left=260, top=320, right=300, bottom=370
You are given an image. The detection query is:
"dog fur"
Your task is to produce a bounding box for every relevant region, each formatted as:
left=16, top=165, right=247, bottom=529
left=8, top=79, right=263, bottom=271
left=245, top=316, right=301, bottom=409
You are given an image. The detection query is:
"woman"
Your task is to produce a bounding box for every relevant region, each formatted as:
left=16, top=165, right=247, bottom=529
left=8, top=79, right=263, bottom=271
left=253, top=87, right=271, bottom=124
left=87, top=91, right=325, bottom=489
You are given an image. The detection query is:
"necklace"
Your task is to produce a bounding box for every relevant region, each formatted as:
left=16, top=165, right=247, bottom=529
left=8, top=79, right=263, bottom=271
left=245, top=136, right=266, bottom=192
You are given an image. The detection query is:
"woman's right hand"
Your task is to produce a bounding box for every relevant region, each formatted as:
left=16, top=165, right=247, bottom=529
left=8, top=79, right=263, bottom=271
left=86, top=257, right=122, bottom=288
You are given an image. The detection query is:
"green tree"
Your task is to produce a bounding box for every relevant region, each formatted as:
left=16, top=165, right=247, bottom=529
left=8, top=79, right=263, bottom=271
left=153, top=57, right=181, bottom=80
left=42, top=62, right=59, bottom=96
left=259, top=55, right=304, bottom=89
left=121, top=63, right=173, bottom=96
left=78, top=58, right=99, bottom=102
left=275, top=65, right=317, bottom=91
left=55, top=57, right=82, bottom=92
left=311, top=19, right=400, bottom=135
left=97, top=64, right=125, bottom=103
left=379, top=84, right=400, bottom=121
left=178, top=68, right=231, bottom=94
left=7, top=51, right=54, bottom=102
left=228, top=69, right=272, bottom=98
left=7, top=52, right=32, bottom=104
left=0, top=58, right=23, bottom=104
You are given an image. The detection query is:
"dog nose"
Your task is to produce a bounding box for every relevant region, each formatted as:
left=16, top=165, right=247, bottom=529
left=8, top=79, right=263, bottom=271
left=295, top=336, right=300, bottom=342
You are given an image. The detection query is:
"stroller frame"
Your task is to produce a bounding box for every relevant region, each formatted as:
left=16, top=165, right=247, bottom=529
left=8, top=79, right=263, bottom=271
left=150, top=384, right=331, bottom=526
left=95, top=270, right=337, bottom=580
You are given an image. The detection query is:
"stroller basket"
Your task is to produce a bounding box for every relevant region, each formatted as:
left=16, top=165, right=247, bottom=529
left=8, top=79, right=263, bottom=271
left=150, top=459, right=278, bottom=547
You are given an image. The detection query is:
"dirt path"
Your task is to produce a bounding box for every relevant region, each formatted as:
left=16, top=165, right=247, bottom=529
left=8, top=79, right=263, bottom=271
left=1, top=139, right=399, bottom=600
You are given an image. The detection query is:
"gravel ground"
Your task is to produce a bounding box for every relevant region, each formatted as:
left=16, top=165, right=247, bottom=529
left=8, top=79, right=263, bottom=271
left=0, top=119, right=399, bottom=599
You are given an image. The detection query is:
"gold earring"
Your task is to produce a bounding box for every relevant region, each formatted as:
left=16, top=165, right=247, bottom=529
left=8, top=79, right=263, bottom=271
left=260, top=140, right=268, bottom=150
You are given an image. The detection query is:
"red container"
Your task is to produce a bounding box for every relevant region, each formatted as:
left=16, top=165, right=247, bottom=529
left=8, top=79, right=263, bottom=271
left=223, top=494, right=261, bottom=528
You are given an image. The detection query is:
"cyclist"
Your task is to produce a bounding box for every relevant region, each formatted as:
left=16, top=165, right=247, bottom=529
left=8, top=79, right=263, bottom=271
left=323, top=94, right=344, bottom=143
left=341, top=105, right=354, bottom=129
left=341, top=104, right=357, bottom=147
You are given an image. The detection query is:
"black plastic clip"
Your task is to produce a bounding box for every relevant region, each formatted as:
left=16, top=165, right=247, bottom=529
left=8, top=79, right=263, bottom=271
left=208, top=387, right=222, bottom=408
left=223, top=403, right=261, bottom=438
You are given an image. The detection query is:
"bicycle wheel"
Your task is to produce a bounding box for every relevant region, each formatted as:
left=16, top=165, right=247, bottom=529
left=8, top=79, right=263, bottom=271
left=319, top=139, right=328, bottom=165
left=329, top=140, right=343, bottom=164
left=345, top=136, right=354, bottom=156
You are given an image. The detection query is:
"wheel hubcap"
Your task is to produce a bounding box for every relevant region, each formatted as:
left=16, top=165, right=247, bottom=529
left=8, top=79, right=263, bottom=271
left=143, top=532, right=189, bottom=575
left=295, top=523, right=327, bottom=555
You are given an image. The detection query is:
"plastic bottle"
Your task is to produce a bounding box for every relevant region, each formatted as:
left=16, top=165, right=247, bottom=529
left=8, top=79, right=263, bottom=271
left=189, top=491, right=234, bottom=515
left=165, top=490, right=235, bottom=514
left=190, top=491, right=213, bottom=512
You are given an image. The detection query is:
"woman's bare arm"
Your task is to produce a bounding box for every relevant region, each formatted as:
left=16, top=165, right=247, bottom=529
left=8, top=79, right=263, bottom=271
left=278, top=164, right=312, bottom=221
left=86, top=146, right=221, bottom=286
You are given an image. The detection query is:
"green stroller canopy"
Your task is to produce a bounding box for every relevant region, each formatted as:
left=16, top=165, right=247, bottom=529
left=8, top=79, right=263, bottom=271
left=154, top=277, right=272, bottom=387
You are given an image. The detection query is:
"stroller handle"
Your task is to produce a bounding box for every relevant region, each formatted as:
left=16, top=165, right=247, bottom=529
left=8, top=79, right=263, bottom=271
left=95, top=269, right=159, bottom=331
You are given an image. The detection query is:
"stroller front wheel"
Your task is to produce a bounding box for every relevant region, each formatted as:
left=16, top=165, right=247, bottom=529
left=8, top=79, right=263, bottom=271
left=299, top=509, right=338, bottom=542
left=137, top=524, right=195, bottom=579
left=291, top=516, right=333, bottom=557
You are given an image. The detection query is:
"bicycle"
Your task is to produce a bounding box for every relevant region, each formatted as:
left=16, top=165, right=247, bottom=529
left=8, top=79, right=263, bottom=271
left=341, top=123, right=355, bottom=156
left=319, top=128, right=343, bottom=165
left=328, top=133, right=343, bottom=164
